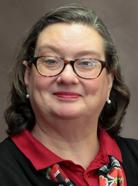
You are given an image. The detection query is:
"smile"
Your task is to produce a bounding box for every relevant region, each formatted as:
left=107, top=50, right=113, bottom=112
left=53, top=92, right=82, bottom=100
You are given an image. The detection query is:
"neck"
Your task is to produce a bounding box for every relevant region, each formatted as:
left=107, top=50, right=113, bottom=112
left=32, top=117, right=100, bottom=169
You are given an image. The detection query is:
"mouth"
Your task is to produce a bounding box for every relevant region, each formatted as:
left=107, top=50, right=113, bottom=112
left=53, top=91, right=82, bottom=100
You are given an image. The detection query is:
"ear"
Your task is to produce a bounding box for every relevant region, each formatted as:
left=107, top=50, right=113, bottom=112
left=107, top=73, right=114, bottom=97
left=23, top=60, right=31, bottom=89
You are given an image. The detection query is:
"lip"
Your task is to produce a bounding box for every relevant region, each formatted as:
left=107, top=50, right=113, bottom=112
left=53, top=91, right=82, bottom=99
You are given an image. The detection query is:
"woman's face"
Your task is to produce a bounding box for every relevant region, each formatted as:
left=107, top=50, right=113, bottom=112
left=24, top=23, right=113, bottom=123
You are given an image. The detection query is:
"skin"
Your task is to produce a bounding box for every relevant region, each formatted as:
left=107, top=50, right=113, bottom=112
left=24, top=23, right=113, bottom=168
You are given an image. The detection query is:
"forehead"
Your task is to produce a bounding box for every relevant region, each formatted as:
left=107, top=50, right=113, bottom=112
left=35, top=23, right=105, bottom=59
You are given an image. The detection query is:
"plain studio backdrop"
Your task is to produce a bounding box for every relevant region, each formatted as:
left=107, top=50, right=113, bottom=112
left=0, top=0, right=138, bottom=141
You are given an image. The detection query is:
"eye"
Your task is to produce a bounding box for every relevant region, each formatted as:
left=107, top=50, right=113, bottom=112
left=77, top=59, right=98, bottom=68
left=39, top=57, right=58, bottom=66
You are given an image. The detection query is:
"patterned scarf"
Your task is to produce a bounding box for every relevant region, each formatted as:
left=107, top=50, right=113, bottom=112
left=45, top=156, right=126, bottom=186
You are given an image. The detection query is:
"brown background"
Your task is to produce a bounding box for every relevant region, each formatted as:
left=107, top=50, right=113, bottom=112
left=0, top=0, right=138, bottom=141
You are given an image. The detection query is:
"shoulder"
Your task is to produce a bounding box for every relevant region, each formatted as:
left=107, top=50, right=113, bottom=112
left=115, top=136, right=138, bottom=185
left=116, top=136, right=138, bottom=158
left=116, top=136, right=138, bottom=144
left=0, top=138, right=31, bottom=185
left=0, top=138, right=57, bottom=186
left=0, top=138, right=15, bottom=160
left=116, top=136, right=138, bottom=147
left=0, top=138, right=18, bottom=185
left=0, top=138, right=21, bottom=171
left=0, top=137, right=20, bottom=160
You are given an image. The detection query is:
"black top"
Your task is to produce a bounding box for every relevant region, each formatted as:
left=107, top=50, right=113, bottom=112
left=116, top=136, right=138, bottom=186
left=0, top=136, right=138, bottom=186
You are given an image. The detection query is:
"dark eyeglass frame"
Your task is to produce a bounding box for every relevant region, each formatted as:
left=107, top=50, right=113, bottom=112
left=28, top=56, right=107, bottom=79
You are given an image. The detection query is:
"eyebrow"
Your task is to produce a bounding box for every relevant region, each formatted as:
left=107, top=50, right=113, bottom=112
left=35, top=44, right=104, bottom=59
left=35, top=44, right=62, bottom=55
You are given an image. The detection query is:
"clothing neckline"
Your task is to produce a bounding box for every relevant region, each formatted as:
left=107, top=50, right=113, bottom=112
left=11, top=129, right=122, bottom=171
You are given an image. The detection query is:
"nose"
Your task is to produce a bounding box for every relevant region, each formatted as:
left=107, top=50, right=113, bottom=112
left=57, top=64, right=79, bottom=84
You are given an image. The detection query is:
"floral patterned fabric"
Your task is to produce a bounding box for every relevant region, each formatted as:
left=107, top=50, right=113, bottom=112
left=45, top=156, right=126, bottom=186
left=99, top=156, right=126, bottom=186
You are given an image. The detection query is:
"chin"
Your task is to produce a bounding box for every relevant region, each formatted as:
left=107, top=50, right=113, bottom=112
left=52, top=108, right=84, bottom=119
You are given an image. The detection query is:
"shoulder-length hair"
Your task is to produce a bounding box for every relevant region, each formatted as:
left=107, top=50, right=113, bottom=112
left=5, top=5, right=130, bottom=137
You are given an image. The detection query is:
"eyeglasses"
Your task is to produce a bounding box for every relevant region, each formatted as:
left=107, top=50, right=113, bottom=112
left=29, top=56, right=107, bottom=79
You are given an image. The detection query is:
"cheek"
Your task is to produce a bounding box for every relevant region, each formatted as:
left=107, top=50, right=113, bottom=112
left=34, top=78, right=48, bottom=90
left=27, top=66, right=52, bottom=92
left=29, top=72, right=51, bottom=92
left=28, top=74, right=52, bottom=111
left=84, top=73, right=109, bottom=98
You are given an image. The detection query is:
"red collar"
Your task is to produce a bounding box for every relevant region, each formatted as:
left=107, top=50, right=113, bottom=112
left=99, top=129, right=122, bottom=162
left=12, top=130, right=63, bottom=170
left=11, top=129, right=122, bottom=171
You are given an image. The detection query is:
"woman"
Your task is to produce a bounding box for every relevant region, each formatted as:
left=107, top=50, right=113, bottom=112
left=0, top=5, right=137, bottom=186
